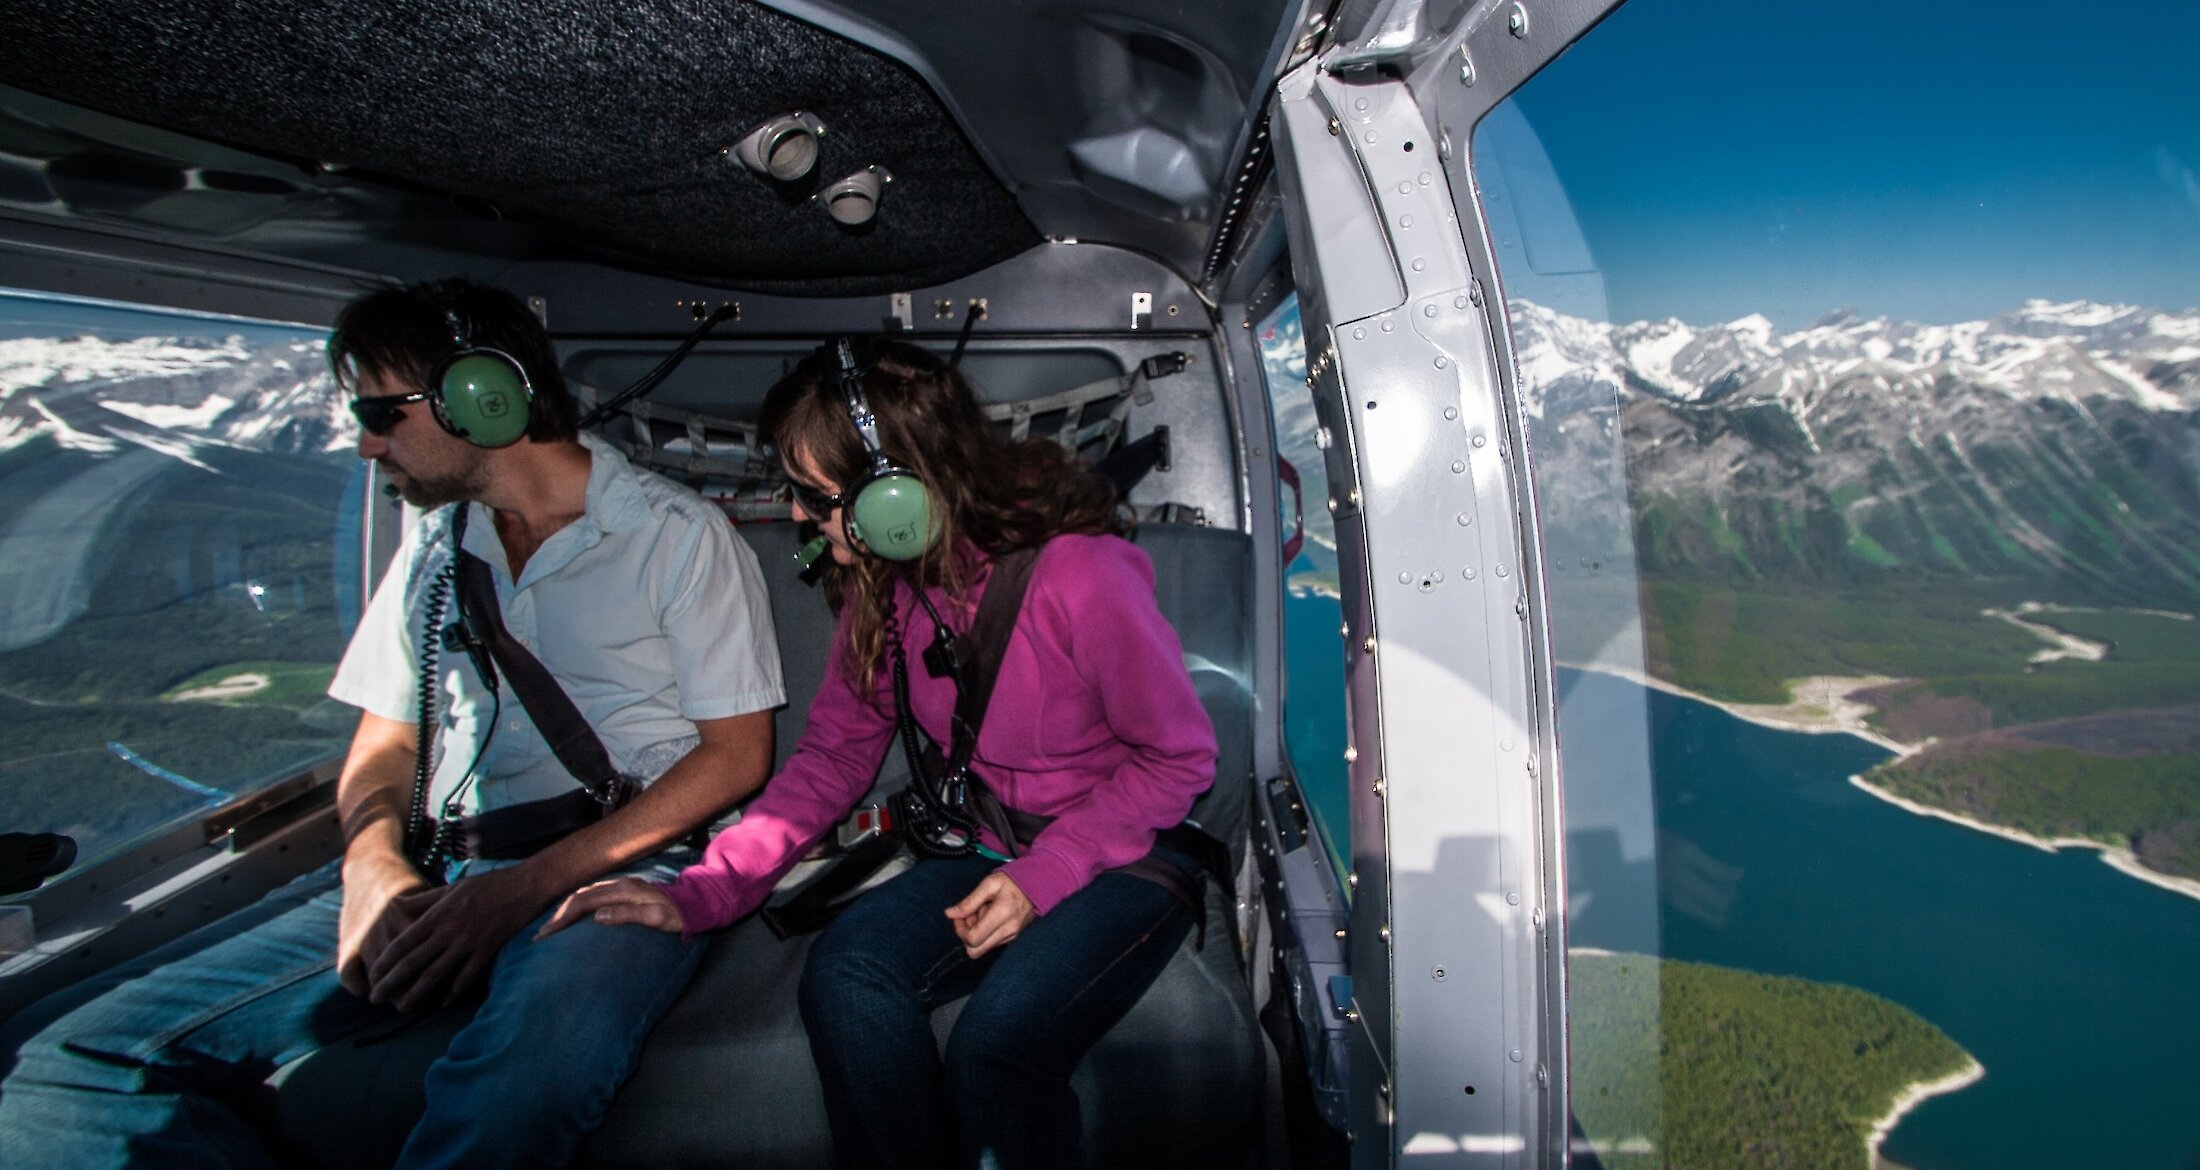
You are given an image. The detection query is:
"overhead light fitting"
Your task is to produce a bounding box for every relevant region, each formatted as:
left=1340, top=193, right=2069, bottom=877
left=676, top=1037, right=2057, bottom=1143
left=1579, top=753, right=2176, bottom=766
left=729, top=112, right=827, bottom=182
left=816, top=165, right=892, bottom=226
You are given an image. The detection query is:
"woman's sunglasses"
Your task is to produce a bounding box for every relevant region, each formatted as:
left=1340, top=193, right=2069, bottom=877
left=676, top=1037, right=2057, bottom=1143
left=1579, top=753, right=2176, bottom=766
left=349, top=390, right=433, bottom=436
left=786, top=478, right=848, bottom=517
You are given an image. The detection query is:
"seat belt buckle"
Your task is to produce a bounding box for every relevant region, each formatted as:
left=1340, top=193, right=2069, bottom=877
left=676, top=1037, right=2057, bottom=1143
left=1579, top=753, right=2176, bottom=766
left=836, top=803, right=895, bottom=850
left=590, top=773, right=642, bottom=810
left=451, top=816, right=484, bottom=862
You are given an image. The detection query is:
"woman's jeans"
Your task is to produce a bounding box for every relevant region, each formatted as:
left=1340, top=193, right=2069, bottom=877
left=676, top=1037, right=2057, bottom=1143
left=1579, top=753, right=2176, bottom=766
left=798, top=853, right=1195, bottom=1170
left=0, top=857, right=702, bottom=1170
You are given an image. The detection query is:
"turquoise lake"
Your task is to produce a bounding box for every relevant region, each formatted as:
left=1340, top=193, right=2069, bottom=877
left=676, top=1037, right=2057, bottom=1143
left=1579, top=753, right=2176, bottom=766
left=1281, top=589, right=2200, bottom=1168
left=1562, top=667, right=2200, bottom=1170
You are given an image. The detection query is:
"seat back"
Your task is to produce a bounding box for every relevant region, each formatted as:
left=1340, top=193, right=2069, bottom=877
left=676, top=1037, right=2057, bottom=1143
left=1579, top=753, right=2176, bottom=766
left=733, top=522, right=840, bottom=777
left=1128, top=522, right=1254, bottom=870
left=740, top=520, right=1253, bottom=832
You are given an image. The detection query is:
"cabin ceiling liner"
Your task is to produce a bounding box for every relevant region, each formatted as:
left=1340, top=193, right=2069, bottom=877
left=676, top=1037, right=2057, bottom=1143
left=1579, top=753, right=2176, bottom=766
left=0, top=0, right=1039, bottom=294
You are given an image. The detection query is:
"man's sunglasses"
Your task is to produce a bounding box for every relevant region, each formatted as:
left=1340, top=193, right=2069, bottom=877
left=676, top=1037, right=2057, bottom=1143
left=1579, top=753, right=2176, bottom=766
left=350, top=390, right=433, bottom=436
left=786, top=479, right=849, bottom=517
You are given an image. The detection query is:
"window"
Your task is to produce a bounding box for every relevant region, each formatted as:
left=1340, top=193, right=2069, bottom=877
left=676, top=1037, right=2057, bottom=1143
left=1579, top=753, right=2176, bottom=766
left=1475, top=1, right=2200, bottom=1166
left=0, top=290, right=361, bottom=882
left=1257, top=294, right=1349, bottom=872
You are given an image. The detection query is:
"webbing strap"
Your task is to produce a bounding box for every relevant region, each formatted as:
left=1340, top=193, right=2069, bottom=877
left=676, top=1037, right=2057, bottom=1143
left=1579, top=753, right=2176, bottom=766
left=448, top=507, right=632, bottom=809
left=763, top=546, right=1037, bottom=934
left=461, top=788, right=613, bottom=860
left=999, top=806, right=1229, bottom=948
left=764, top=543, right=1222, bottom=941
left=946, top=548, right=1038, bottom=855
left=759, top=831, right=904, bottom=939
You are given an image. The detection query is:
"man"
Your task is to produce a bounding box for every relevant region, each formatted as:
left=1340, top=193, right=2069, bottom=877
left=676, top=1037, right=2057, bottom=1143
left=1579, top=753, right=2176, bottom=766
left=0, top=280, right=782, bottom=1167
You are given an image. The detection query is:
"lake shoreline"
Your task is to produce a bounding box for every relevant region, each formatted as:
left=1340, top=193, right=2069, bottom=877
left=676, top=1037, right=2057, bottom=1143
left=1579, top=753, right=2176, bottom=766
left=1868, top=1058, right=1985, bottom=1170
left=1572, top=663, right=2200, bottom=905
left=1575, top=664, right=1912, bottom=756
left=1847, top=775, right=2200, bottom=905
left=1554, top=659, right=2196, bottom=1168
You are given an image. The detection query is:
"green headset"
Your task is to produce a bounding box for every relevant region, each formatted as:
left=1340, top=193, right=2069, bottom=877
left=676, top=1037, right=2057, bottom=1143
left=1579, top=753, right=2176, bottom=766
left=426, top=307, right=535, bottom=448
left=830, top=336, right=939, bottom=561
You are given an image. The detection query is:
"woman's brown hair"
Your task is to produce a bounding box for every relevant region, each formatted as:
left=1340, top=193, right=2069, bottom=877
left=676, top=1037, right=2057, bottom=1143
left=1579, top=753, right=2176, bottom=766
left=760, top=339, right=1128, bottom=694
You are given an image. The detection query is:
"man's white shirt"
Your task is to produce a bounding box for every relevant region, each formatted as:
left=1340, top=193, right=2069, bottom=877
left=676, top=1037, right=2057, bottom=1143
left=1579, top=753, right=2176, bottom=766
left=330, top=433, right=784, bottom=818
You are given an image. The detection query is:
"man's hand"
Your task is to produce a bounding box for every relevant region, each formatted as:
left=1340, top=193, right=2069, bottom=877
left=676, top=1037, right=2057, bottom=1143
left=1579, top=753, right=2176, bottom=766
left=364, top=864, right=554, bottom=1013
left=945, top=872, right=1037, bottom=959
left=333, top=712, right=430, bottom=1000
left=538, top=877, right=686, bottom=938
left=336, top=853, right=432, bottom=998
left=328, top=709, right=765, bottom=1010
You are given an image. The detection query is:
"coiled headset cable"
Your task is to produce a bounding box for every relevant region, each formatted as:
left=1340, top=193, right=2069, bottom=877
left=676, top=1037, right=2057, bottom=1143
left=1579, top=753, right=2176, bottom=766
left=405, top=558, right=455, bottom=867
left=403, top=508, right=501, bottom=875
left=886, top=595, right=987, bottom=858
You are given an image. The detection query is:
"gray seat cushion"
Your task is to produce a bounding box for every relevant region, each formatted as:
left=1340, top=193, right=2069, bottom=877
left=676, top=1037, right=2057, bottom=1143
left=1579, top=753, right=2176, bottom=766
left=271, top=521, right=1264, bottom=1167
left=581, top=881, right=1261, bottom=1169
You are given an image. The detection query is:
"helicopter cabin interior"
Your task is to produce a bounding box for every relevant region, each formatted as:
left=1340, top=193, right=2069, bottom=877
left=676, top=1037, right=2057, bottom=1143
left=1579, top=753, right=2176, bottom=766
left=2, top=0, right=1560, bottom=1163
left=16, top=0, right=2189, bottom=1167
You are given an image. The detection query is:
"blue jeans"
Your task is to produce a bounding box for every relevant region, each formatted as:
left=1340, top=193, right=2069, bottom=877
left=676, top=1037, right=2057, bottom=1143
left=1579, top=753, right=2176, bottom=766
left=798, top=853, right=1195, bottom=1170
left=0, top=857, right=702, bottom=1170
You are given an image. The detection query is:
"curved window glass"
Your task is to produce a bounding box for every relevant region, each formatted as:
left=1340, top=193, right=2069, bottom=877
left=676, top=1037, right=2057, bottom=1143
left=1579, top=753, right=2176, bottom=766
left=0, top=290, right=362, bottom=882
left=1258, top=294, right=1350, bottom=871
left=1476, top=1, right=2200, bottom=1167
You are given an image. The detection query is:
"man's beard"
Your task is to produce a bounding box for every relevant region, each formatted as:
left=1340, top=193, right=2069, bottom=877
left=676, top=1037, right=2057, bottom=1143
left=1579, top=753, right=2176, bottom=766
left=385, top=459, right=486, bottom=509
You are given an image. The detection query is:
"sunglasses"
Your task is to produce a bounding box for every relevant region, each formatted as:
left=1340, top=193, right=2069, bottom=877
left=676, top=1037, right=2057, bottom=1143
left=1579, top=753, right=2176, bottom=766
left=786, top=478, right=849, bottom=517
left=350, top=390, right=433, bottom=436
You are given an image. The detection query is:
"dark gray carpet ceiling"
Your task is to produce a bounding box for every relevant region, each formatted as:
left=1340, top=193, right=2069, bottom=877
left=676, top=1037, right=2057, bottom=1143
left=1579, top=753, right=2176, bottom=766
left=0, top=0, right=1040, bottom=293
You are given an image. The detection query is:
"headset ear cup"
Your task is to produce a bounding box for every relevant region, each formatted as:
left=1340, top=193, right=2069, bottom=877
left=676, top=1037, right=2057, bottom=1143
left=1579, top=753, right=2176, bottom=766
left=435, top=351, right=534, bottom=447
left=847, top=471, right=938, bottom=561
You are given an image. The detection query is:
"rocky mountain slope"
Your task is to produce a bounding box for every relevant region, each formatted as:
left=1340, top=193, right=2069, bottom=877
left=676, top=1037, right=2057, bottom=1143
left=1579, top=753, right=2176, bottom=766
left=1510, top=299, right=2200, bottom=605
left=0, top=333, right=349, bottom=461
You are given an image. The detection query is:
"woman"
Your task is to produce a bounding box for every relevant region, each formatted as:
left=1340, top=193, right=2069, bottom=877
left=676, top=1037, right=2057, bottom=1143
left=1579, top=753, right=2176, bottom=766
left=542, top=338, right=1216, bottom=1169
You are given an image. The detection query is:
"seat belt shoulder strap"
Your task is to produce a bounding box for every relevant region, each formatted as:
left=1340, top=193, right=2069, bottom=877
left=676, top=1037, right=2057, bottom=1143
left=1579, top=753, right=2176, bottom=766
left=946, top=545, right=1040, bottom=771
left=446, top=506, right=630, bottom=806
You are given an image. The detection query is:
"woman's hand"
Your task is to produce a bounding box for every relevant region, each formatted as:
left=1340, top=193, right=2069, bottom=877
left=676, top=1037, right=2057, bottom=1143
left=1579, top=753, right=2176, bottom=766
left=537, top=877, right=686, bottom=939
left=945, top=871, right=1037, bottom=959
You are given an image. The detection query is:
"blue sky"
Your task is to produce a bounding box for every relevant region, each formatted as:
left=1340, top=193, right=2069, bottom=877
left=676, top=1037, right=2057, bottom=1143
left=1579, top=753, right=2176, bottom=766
left=1498, top=0, right=2200, bottom=328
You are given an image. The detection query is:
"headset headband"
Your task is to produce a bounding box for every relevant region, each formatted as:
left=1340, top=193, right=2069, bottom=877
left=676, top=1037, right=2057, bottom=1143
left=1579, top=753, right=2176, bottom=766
left=817, top=336, right=938, bottom=562
left=833, top=337, right=893, bottom=476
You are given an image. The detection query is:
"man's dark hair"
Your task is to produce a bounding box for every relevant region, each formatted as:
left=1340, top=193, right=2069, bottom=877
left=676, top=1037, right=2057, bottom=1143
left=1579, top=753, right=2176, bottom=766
left=328, top=279, right=579, bottom=443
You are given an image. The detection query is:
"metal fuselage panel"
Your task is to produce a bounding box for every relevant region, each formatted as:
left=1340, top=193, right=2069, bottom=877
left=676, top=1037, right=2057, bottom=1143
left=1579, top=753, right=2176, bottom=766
left=1271, top=40, right=1564, bottom=1169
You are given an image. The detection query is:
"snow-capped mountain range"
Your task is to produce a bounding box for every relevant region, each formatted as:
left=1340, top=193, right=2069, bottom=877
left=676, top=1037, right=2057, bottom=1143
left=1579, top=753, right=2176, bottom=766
left=11, top=301, right=2200, bottom=603
left=1267, top=298, right=2200, bottom=601
left=0, top=333, right=352, bottom=464
left=1510, top=298, right=2200, bottom=421
left=1513, top=299, right=2200, bottom=600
